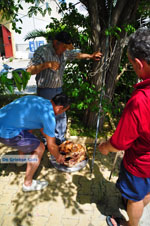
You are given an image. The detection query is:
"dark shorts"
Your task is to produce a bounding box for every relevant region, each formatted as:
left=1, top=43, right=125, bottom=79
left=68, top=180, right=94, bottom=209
left=116, top=162, right=150, bottom=201
left=0, top=130, right=40, bottom=153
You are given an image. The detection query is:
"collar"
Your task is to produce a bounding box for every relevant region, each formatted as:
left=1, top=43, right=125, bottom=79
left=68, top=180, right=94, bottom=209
left=134, top=79, right=150, bottom=89
left=48, top=41, right=56, bottom=55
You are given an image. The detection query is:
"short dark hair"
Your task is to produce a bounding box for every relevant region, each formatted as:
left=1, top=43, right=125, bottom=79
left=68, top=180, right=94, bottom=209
left=128, top=28, right=150, bottom=64
left=55, top=31, right=72, bottom=44
left=52, top=93, right=71, bottom=108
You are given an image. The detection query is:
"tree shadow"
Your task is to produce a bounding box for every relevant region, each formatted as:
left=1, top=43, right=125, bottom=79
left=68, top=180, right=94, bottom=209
left=0, top=142, right=125, bottom=225
left=86, top=144, right=124, bottom=177
left=0, top=145, right=85, bottom=225
left=71, top=145, right=126, bottom=220
left=72, top=162, right=125, bottom=218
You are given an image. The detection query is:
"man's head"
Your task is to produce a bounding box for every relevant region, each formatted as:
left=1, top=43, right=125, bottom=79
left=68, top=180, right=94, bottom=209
left=128, top=28, right=150, bottom=64
left=53, top=31, right=74, bottom=54
left=51, top=93, right=71, bottom=115
left=127, top=28, right=150, bottom=79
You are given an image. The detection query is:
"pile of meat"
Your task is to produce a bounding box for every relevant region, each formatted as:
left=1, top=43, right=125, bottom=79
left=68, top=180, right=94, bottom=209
left=59, top=140, right=87, bottom=167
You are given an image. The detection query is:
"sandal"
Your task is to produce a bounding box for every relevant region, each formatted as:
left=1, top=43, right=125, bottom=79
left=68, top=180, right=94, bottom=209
left=106, top=216, right=121, bottom=226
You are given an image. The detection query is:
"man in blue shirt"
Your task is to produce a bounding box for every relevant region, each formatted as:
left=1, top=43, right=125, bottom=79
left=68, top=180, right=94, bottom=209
left=0, top=93, right=70, bottom=192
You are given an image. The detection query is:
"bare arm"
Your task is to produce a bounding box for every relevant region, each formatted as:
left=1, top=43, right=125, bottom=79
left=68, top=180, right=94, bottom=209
left=76, top=51, right=102, bottom=61
left=98, top=139, right=121, bottom=155
left=26, top=61, right=60, bottom=75
left=42, top=132, right=65, bottom=164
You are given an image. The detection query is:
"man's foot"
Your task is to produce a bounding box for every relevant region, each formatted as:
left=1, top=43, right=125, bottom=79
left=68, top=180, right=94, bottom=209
left=22, top=180, right=48, bottom=192
left=106, top=216, right=128, bottom=226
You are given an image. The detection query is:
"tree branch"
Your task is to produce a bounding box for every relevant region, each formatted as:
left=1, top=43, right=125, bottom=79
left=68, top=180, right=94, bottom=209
left=88, top=0, right=101, bottom=50
left=111, top=0, right=128, bottom=26
left=111, top=0, right=140, bottom=27
left=115, top=63, right=129, bottom=83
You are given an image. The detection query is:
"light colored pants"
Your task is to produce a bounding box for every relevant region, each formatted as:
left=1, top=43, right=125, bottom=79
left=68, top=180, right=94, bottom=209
left=37, top=87, right=67, bottom=143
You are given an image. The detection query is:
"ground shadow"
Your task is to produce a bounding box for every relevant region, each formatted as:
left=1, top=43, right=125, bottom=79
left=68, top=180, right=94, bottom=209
left=0, top=144, right=85, bottom=225
left=0, top=142, right=124, bottom=225
left=72, top=162, right=125, bottom=218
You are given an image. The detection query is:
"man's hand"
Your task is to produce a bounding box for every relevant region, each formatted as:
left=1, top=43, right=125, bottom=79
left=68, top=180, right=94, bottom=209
left=55, top=153, right=65, bottom=164
left=91, top=51, right=102, bottom=61
left=99, top=139, right=120, bottom=155
left=98, top=142, right=110, bottom=155
left=47, top=61, right=60, bottom=71
left=44, top=135, right=65, bottom=164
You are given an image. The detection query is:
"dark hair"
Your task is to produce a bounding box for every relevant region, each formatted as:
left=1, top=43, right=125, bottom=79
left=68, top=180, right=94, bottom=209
left=128, top=28, right=150, bottom=64
left=55, top=31, right=72, bottom=44
left=52, top=93, right=71, bottom=108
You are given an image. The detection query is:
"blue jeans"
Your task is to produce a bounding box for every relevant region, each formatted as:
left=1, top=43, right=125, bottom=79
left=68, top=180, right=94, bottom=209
left=37, top=87, right=66, bottom=143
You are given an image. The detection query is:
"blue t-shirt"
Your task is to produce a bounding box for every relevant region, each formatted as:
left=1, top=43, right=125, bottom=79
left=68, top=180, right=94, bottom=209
left=0, top=95, right=56, bottom=138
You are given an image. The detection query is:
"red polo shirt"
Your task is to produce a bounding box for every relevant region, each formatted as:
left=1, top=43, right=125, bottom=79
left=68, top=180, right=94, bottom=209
left=110, top=79, right=150, bottom=178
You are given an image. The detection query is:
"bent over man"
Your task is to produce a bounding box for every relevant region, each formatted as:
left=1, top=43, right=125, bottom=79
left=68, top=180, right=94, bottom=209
left=0, top=93, right=70, bottom=192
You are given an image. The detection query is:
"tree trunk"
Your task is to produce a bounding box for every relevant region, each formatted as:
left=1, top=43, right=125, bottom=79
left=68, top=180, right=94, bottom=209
left=81, top=0, right=140, bottom=129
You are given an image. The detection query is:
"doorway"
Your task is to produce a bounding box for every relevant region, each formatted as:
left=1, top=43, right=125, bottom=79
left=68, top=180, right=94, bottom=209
left=0, top=25, right=13, bottom=58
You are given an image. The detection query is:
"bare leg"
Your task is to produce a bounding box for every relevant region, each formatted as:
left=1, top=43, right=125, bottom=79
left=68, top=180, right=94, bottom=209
left=127, top=199, right=144, bottom=226
left=24, top=142, right=45, bottom=186
left=15, top=150, right=25, bottom=167
left=18, top=150, right=24, bottom=155
left=126, top=192, right=150, bottom=226
left=107, top=194, right=150, bottom=226
left=143, top=192, right=150, bottom=207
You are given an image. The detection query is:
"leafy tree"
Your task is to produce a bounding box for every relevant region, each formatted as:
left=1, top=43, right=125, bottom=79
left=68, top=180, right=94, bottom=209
left=0, top=0, right=51, bottom=33
left=24, top=3, right=99, bottom=115
left=77, top=0, right=150, bottom=128
left=24, top=0, right=150, bottom=130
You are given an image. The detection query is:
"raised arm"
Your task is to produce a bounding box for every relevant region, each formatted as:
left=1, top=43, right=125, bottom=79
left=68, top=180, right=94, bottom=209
left=76, top=51, right=102, bottom=61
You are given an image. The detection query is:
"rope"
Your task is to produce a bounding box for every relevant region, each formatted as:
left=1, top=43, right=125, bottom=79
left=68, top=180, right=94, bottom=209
left=90, top=1, right=113, bottom=175
left=90, top=88, right=103, bottom=174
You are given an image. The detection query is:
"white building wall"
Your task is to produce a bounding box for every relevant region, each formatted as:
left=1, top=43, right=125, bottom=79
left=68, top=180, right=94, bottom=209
left=13, top=0, right=61, bottom=59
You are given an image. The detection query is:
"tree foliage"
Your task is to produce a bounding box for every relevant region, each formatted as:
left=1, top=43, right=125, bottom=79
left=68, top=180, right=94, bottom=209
left=55, top=0, right=150, bottom=128
left=0, top=69, right=31, bottom=94
left=76, top=0, right=150, bottom=128
left=0, top=0, right=51, bottom=33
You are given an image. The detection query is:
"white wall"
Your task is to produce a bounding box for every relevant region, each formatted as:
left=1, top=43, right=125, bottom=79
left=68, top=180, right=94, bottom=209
left=65, top=0, right=88, bottom=16
left=13, top=0, right=62, bottom=59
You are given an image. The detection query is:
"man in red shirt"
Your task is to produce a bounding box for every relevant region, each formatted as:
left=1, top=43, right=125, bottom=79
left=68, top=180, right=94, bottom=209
left=99, top=28, right=150, bottom=226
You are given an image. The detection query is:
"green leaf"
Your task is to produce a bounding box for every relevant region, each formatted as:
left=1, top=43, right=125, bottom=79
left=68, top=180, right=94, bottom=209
left=12, top=71, right=22, bottom=83
left=0, top=74, right=8, bottom=84
left=12, top=71, right=22, bottom=91
left=22, top=71, right=31, bottom=89
left=5, top=83, right=14, bottom=93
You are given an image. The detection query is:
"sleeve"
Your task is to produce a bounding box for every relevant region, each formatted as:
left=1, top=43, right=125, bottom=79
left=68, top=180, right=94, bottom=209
left=28, top=47, right=45, bottom=66
left=42, top=111, right=56, bottom=137
left=110, top=98, right=140, bottom=150
left=64, top=49, right=80, bottom=61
